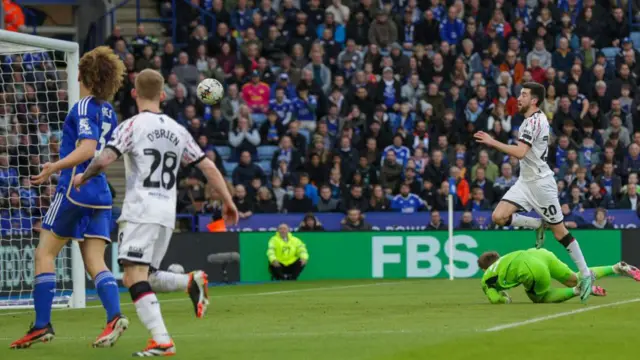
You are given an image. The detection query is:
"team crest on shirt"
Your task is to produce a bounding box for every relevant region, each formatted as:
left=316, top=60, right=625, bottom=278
left=79, top=117, right=92, bottom=135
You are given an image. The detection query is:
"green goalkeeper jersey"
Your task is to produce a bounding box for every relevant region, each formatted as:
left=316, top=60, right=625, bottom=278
left=481, top=250, right=530, bottom=304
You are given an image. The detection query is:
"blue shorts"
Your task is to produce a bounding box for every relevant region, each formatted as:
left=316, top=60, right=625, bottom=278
left=41, top=192, right=112, bottom=242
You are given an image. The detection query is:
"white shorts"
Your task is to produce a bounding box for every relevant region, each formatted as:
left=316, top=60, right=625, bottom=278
left=501, top=177, right=564, bottom=224
left=117, top=221, right=172, bottom=270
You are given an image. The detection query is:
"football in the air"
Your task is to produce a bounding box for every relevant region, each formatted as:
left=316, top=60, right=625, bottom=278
left=167, top=263, right=185, bottom=274
left=197, top=78, right=224, bottom=105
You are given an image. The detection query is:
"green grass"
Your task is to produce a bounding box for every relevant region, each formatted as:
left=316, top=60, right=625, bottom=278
left=1, top=278, right=640, bottom=359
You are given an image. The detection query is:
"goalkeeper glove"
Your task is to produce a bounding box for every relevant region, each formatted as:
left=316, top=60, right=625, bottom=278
left=500, top=291, right=512, bottom=304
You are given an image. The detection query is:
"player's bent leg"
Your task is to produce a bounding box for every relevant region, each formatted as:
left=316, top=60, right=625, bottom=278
left=547, top=223, right=592, bottom=303
left=81, top=238, right=129, bottom=348
left=491, top=201, right=519, bottom=226
left=148, top=269, right=210, bottom=319
left=123, top=263, right=176, bottom=357
left=10, top=231, right=66, bottom=349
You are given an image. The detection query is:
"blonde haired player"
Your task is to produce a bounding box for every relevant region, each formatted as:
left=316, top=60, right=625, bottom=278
left=74, top=69, right=238, bottom=356
left=474, top=82, right=594, bottom=303
left=11, top=46, right=128, bottom=349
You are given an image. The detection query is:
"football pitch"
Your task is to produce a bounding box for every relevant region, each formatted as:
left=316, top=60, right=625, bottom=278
left=1, top=278, right=639, bottom=359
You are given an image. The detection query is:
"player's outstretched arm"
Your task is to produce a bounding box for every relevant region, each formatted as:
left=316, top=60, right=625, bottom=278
left=474, top=131, right=530, bottom=160
left=483, top=285, right=511, bottom=304
left=32, top=139, right=97, bottom=185
left=197, top=159, right=239, bottom=226
left=73, top=147, right=119, bottom=189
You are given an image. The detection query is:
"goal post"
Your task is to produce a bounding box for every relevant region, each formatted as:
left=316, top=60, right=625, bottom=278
left=0, top=29, right=85, bottom=309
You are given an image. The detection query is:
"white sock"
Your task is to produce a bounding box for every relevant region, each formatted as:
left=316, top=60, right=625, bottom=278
left=149, top=271, right=189, bottom=293
left=566, top=240, right=590, bottom=277
left=510, top=214, right=542, bottom=229
left=135, top=292, right=172, bottom=344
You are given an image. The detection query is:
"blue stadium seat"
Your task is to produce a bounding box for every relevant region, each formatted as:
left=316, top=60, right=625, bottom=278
left=631, top=32, right=640, bottom=51
left=601, top=47, right=620, bottom=68
left=252, top=113, right=267, bottom=126
left=258, top=145, right=278, bottom=161
left=223, top=161, right=237, bottom=174
left=258, top=160, right=272, bottom=175
left=215, top=146, right=231, bottom=161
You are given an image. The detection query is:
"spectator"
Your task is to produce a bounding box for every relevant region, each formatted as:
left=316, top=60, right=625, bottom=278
left=466, top=187, right=491, bottom=211
left=583, top=182, right=615, bottom=209
left=439, top=6, right=464, bottom=45
left=206, top=107, right=230, bottom=146
left=267, top=224, right=309, bottom=281
left=526, top=38, right=552, bottom=69
left=380, top=150, right=403, bottom=192
left=298, top=213, right=325, bottom=231
left=254, top=186, right=279, bottom=213
left=232, top=151, right=267, bottom=187
left=369, top=184, right=390, bottom=211
left=229, top=116, right=261, bottom=160
left=340, top=208, right=373, bottom=230
left=298, top=173, right=319, bottom=206
left=292, top=83, right=318, bottom=131
left=427, top=210, right=447, bottom=230
left=341, top=184, right=369, bottom=212
left=368, top=11, right=398, bottom=48
left=284, top=186, right=315, bottom=213
left=259, top=110, right=285, bottom=146
left=173, top=52, right=199, bottom=94
left=271, top=135, right=302, bottom=172
left=233, top=184, right=254, bottom=219
left=303, top=50, right=332, bottom=95
left=242, top=70, right=271, bottom=114
left=494, top=163, right=518, bottom=198
left=317, top=185, right=340, bottom=212
left=269, top=87, right=294, bottom=125
left=603, top=115, right=631, bottom=148
left=596, top=162, right=622, bottom=197
left=390, top=183, right=425, bottom=213
left=458, top=211, right=479, bottom=229
left=589, top=207, right=615, bottom=229
left=472, top=150, right=500, bottom=182
left=220, top=84, right=246, bottom=122
left=618, top=182, right=639, bottom=210
left=561, top=203, right=586, bottom=229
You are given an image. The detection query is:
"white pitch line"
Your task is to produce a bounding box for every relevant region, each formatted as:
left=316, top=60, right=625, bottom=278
left=485, top=297, right=640, bottom=332
left=0, top=281, right=411, bottom=317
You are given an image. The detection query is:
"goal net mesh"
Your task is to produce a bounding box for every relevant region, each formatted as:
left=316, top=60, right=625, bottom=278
left=0, top=42, right=73, bottom=307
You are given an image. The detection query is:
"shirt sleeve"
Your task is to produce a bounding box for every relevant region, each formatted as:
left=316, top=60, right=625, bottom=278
left=517, top=118, right=535, bottom=147
left=106, top=119, right=135, bottom=157
left=181, top=130, right=206, bottom=166
left=76, top=103, right=100, bottom=142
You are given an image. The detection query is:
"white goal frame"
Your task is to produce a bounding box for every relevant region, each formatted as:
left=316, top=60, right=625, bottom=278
left=0, top=29, right=85, bottom=309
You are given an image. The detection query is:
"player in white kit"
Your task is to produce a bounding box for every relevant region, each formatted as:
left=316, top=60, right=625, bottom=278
left=73, top=69, right=238, bottom=356
left=473, top=82, right=593, bottom=303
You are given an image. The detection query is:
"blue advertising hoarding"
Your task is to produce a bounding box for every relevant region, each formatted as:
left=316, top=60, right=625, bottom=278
left=195, top=209, right=640, bottom=232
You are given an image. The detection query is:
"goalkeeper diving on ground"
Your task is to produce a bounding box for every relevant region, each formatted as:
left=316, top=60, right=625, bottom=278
left=479, top=248, right=640, bottom=304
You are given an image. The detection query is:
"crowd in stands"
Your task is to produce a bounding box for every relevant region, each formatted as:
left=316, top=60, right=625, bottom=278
left=5, top=0, right=640, bottom=233
left=107, top=0, right=640, bottom=226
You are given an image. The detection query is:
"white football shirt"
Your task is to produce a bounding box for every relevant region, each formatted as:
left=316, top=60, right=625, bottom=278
left=106, top=111, right=205, bottom=229
left=517, top=110, right=554, bottom=182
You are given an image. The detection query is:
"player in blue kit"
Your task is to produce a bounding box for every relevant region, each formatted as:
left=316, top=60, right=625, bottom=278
left=10, top=47, right=127, bottom=350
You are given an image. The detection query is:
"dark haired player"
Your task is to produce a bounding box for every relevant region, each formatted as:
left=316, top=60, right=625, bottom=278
left=474, top=82, right=595, bottom=303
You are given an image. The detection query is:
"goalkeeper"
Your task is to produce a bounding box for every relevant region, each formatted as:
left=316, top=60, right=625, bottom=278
left=479, top=248, right=640, bottom=304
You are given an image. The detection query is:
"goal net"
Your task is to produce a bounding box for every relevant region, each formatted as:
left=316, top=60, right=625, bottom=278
left=0, top=30, right=85, bottom=309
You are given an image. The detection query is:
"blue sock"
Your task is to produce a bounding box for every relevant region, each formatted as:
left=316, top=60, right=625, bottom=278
left=33, top=273, right=56, bottom=329
left=95, top=271, right=121, bottom=322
